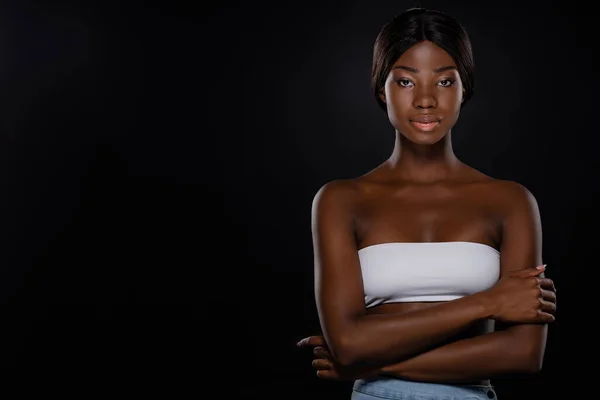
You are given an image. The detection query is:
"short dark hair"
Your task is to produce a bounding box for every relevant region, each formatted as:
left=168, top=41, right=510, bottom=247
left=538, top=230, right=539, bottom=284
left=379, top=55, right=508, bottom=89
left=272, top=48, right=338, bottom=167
left=371, top=8, right=475, bottom=111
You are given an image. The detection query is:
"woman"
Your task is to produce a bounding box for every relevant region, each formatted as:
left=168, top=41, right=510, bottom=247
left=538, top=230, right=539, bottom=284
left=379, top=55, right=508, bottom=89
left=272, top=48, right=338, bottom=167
left=296, top=7, right=557, bottom=400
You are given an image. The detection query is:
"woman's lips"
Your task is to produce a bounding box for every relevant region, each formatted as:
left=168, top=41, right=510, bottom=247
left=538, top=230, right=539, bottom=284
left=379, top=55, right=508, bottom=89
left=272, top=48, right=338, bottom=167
left=410, top=121, right=440, bottom=131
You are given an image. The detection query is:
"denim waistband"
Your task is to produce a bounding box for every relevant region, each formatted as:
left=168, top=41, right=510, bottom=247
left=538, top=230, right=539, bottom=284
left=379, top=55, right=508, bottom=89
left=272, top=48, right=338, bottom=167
left=352, top=377, right=497, bottom=399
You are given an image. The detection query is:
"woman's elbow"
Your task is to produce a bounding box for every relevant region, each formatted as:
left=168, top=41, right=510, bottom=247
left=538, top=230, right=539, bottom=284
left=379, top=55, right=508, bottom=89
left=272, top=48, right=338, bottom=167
left=328, top=332, right=367, bottom=368
left=505, top=326, right=547, bottom=374
left=514, top=342, right=545, bottom=374
left=524, top=346, right=545, bottom=373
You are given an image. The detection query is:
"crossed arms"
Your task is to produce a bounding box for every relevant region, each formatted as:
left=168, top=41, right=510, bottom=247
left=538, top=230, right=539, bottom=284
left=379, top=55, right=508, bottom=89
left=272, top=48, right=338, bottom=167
left=298, top=180, right=557, bottom=383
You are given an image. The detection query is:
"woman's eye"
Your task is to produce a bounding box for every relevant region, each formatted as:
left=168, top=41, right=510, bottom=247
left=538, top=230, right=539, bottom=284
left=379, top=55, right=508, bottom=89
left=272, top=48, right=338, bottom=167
left=438, top=79, right=455, bottom=87
left=397, top=79, right=413, bottom=87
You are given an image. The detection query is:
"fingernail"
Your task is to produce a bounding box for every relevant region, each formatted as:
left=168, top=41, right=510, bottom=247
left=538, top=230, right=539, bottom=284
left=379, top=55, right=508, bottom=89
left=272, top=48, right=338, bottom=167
left=536, top=264, right=547, bottom=270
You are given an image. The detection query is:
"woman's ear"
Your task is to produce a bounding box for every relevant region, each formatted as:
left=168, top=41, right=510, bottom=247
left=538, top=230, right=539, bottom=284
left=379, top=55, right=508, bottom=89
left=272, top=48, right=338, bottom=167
left=379, top=89, right=386, bottom=104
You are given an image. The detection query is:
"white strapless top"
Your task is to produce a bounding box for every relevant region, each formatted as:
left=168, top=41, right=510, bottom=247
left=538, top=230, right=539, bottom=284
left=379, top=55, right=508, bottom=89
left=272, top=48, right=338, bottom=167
left=358, top=241, right=500, bottom=307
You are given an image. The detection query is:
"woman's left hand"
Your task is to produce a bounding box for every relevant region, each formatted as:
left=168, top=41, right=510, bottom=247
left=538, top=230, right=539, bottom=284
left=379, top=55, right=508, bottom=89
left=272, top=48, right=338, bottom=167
left=297, top=335, right=379, bottom=380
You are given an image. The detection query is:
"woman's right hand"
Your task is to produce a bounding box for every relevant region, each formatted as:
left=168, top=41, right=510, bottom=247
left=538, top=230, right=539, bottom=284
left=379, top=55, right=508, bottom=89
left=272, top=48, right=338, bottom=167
left=482, top=265, right=557, bottom=323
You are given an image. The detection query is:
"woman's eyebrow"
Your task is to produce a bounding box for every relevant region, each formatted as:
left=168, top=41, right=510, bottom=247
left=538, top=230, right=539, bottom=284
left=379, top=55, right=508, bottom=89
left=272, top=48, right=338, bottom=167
left=392, top=65, right=457, bottom=73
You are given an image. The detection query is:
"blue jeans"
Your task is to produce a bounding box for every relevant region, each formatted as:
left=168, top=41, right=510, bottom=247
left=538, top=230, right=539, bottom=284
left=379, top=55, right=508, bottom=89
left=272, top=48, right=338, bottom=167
left=352, top=377, right=497, bottom=400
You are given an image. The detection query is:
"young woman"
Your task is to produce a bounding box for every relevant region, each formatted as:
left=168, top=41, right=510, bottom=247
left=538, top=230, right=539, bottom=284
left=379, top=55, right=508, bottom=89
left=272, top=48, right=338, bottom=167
left=297, top=8, right=557, bottom=400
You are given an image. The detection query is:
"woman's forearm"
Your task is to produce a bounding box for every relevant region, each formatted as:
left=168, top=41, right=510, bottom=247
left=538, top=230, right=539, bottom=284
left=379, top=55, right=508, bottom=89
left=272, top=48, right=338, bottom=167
left=325, top=293, right=493, bottom=367
left=379, top=325, right=546, bottom=383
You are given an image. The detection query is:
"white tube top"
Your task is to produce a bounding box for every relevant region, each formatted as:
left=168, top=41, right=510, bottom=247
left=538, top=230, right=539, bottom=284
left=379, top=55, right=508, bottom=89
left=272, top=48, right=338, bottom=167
left=358, top=241, right=500, bottom=307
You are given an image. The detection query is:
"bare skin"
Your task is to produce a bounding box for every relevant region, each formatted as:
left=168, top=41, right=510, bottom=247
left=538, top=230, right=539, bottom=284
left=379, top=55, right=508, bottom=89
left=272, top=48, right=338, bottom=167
left=297, top=40, right=556, bottom=386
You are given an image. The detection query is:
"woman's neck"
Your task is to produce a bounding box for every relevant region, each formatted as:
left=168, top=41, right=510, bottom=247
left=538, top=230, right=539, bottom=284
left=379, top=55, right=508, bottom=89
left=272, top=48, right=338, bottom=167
left=385, top=130, right=462, bottom=183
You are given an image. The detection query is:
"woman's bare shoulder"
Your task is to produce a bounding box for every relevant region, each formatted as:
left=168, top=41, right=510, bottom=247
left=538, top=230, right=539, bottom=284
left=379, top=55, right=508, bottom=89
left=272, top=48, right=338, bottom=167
left=472, top=174, right=533, bottom=198
left=467, top=171, right=537, bottom=214
left=312, top=178, right=363, bottom=212
left=314, top=178, right=363, bottom=196
left=454, top=165, right=537, bottom=210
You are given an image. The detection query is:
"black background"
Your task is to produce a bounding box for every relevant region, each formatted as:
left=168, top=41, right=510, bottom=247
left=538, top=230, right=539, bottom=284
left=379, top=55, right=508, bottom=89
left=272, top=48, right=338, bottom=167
left=0, top=0, right=595, bottom=398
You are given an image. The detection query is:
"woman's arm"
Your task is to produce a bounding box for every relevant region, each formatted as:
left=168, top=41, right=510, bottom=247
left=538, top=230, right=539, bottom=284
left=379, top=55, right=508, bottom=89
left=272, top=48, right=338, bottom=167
left=311, top=180, right=553, bottom=370
left=372, top=182, right=554, bottom=381
left=379, top=323, right=547, bottom=382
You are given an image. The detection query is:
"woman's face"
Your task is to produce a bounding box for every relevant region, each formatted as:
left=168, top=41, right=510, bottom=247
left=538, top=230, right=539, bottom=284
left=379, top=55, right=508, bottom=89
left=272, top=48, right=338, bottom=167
left=381, top=40, right=464, bottom=145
